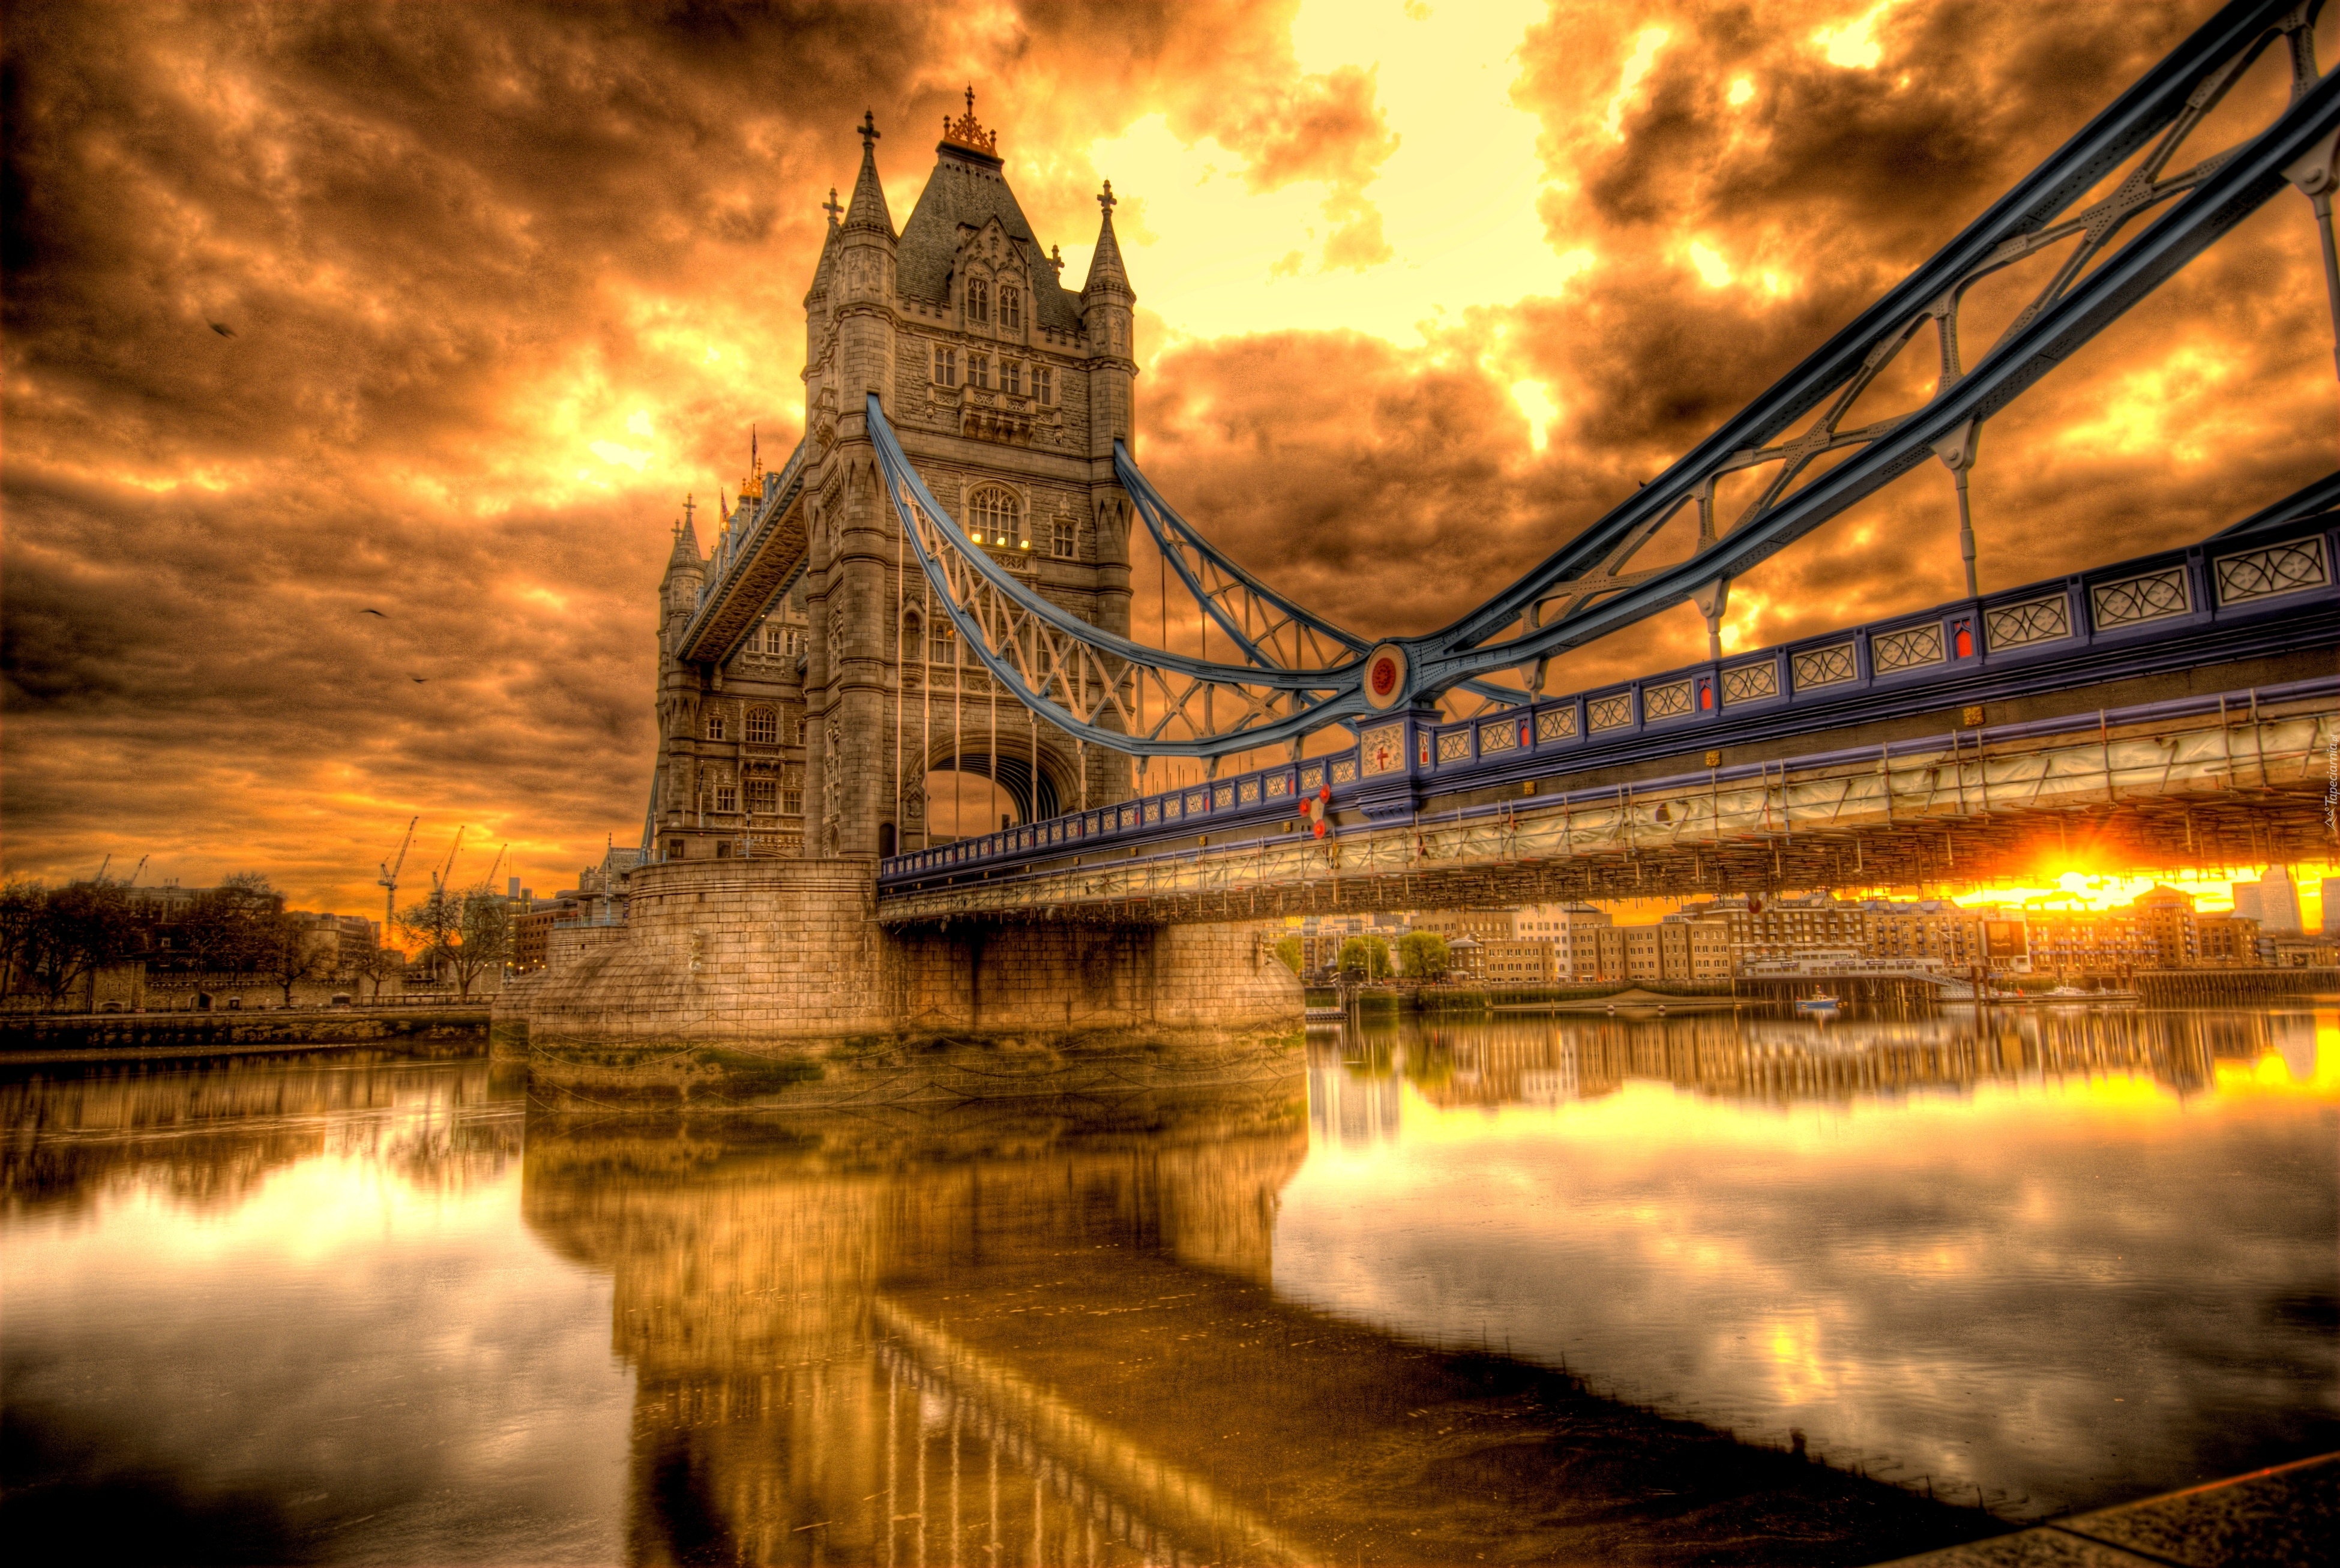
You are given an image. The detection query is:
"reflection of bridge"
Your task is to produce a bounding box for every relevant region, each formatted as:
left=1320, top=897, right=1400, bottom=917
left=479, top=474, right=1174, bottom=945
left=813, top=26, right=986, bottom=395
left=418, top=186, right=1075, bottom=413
left=518, top=1091, right=1998, bottom=1565
left=508, top=4, right=2340, bottom=1068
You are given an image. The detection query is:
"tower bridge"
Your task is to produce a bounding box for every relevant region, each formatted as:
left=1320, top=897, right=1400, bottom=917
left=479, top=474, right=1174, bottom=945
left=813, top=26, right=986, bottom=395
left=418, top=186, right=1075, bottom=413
left=501, top=2, right=2340, bottom=1084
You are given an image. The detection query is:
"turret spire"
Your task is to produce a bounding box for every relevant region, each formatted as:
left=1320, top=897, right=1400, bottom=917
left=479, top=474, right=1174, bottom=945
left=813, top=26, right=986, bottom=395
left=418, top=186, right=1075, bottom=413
left=1081, top=179, right=1131, bottom=298
left=843, top=112, right=894, bottom=235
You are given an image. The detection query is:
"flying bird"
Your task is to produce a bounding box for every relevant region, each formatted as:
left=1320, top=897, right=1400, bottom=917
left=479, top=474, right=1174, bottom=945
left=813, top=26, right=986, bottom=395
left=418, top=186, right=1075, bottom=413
left=209, top=322, right=235, bottom=337
left=361, top=608, right=388, bottom=617
left=409, top=675, right=429, bottom=683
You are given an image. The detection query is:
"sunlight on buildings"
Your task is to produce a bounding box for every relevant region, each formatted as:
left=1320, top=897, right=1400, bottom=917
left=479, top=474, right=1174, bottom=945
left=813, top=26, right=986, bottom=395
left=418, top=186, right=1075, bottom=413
left=1949, top=864, right=2331, bottom=929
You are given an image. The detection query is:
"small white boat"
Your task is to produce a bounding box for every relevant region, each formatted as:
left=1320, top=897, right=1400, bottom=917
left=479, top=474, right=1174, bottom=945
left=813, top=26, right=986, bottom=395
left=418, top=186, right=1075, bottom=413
left=1794, top=993, right=1841, bottom=1018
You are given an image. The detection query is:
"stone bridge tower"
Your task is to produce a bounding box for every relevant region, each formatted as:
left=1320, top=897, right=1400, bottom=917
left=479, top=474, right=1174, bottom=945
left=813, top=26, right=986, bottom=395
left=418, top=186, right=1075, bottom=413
left=790, top=93, right=1137, bottom=861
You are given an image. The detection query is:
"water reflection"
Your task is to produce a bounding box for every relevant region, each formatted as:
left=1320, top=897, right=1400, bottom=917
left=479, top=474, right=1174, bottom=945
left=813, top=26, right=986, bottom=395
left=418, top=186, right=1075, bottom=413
left=2, top=1053, right=628, bottom=1566
left=524, top=1088, right=1987, bottom=1566
left=1, top=1012, right=2330, bottom=1564
left=1285, top=1007, right=2340, bottom=1521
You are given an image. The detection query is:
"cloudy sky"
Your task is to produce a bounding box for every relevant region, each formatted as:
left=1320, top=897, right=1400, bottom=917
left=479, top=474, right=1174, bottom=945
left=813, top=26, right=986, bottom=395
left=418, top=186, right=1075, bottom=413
left=4, top=0, right=2332, bottom=915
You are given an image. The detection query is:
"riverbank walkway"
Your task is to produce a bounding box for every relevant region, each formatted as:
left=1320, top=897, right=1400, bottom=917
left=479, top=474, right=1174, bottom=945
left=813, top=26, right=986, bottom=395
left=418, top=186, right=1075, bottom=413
left=1880, top=1450, right=2336, bottom=1566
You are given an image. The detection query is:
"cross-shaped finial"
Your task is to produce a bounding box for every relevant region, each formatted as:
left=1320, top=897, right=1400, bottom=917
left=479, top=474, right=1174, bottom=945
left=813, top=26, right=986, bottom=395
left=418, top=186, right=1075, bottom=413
left=965, top=84, right=976, bottom=116
left=820, top=187, right=843, bottom=224
left=858, top=110, right=880, bottom=147
left=1049, top=244, right=1064, bottom=274
left=683, top=493, right=696, bottom=529
left=1098, top=179, right=1116, bottom=214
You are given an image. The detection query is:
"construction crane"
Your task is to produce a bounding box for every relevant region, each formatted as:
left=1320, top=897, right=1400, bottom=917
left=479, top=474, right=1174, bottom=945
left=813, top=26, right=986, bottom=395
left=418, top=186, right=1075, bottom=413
left=378, top=817, right=418, bottom=933
left=474, top=843, right=508, bottom=898
left=124, top=855, right=148, bottom=889
left=430, top=826, right=468, bottom=897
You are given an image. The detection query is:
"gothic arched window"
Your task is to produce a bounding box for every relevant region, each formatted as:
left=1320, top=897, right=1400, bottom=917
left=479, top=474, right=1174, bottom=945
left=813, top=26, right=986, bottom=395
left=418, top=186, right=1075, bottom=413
left=967, top=277, right=990, bottom=324
left=745, top=707, right=777, bottom=744
left=928, top=616, right=955, bottom=665
left=1000, top=285, right=1021, bottom=332
left=704, top=712, right=727, bottom=742
left=968, top=487, right=1021, bottom=546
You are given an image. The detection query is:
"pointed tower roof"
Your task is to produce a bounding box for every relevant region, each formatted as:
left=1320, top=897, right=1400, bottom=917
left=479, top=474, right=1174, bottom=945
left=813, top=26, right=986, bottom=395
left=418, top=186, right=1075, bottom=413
left=1081, top=181, right=1132, bottom=299
left=665, top=496, right=703, bottom=577
left=842, top=112, right=894, bottom=237
left=895, top=88, right=1081, bottom=331
left=805, top=190, right=842, bottom=303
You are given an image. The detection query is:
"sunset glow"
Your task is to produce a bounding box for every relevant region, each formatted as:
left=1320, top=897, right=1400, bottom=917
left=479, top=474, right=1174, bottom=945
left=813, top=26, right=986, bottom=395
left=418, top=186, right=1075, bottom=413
left=4, top=1, right=2334, bottom=913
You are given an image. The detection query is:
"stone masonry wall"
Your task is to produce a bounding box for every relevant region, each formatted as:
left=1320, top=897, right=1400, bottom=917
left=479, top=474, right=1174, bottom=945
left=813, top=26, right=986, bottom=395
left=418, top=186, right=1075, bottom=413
left=518, top=858, right=891, bottom=1042
left=509, top=857, right=1302, bottom=1048
left=894, top=920, right=1299, bottom=1033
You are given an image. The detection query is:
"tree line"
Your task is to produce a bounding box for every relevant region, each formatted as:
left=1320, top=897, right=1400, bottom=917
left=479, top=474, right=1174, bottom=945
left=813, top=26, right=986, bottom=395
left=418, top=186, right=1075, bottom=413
left=0, top=874, right=516, bottom=1011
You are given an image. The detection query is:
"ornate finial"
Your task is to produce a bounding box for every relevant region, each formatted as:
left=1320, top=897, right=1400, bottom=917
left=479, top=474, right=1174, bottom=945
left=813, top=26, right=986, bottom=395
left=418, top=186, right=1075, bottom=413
left=941, top=86, right=999, bottom=154
left=858, top=110, right=880, bottom=148
left=1098, top=179, right=1116, bottom=214
left=751, top=425, right=760, bottom=481
left=1049, top=244, right=1065, bottom=275
left=821, top=187, right=843, bottom=224
left=683, top=493, right=696, bottom=528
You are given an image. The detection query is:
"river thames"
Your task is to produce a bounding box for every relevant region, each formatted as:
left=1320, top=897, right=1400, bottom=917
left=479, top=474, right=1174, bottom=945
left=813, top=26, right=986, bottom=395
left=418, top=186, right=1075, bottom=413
left=3, top=1004, right=2333, bottom=1564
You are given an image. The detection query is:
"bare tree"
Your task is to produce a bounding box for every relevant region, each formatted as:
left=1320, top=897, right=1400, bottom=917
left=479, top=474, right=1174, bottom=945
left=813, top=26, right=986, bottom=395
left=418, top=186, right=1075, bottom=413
left=256, top=913, right=331, bottom=1007
left=21, top=884, right=138, bottom=1009
left=0, top=880, right=44, bottom=999
left=350, top=939, right=405, bottom=1001
left=178, top=875, right=280, bottom=977
left=444, top=894, right=511, bottom=1000
left=399, top=889, right=510, bottom=1001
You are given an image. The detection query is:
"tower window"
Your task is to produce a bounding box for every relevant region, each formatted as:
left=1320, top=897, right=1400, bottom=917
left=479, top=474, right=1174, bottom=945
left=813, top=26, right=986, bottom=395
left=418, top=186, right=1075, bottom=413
left=932, top=345, right=957, bottom=386
left=967, top=277, right=989, bottom=324
left=1001, top=287, right=1021, bottom=331
left=782, top=786, right=803, bottom=815
left=747, top=778, right=777, bottom=813
left=705, top=714, right=727, bottom=741
left=968, top=487, right=1022, bottom=546
left=715, top=783, right=738, bottom=813
left=928, top=618, right=954, bottom=663
left=1002, top=360, right=1023, bottom=397
left=968, top=353, right=990, bottom=389
left=745, top=707, right=777, bottom=744
left=1034, top=366, right=1053, bottom=404
left=1052, top=515, right=1075, bottom=559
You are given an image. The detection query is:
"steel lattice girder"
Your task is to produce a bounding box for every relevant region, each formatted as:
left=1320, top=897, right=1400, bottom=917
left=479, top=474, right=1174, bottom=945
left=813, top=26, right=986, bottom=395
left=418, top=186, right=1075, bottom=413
left=874, top=0, right=2335, bottom=760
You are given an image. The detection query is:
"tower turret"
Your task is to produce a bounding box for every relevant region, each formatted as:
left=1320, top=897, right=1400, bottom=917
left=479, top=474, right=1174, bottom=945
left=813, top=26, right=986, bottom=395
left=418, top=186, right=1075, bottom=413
left=834, top=111, right=900, bottom=430
left=1080, top=181, right=1136, bottom=458
left=661, top=496, right=705, bottom=651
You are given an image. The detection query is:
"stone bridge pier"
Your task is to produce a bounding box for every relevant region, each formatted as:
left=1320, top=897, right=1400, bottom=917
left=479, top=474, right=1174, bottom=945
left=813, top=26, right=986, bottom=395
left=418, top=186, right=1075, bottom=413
left=495, top=857, right=1302, bottom=1105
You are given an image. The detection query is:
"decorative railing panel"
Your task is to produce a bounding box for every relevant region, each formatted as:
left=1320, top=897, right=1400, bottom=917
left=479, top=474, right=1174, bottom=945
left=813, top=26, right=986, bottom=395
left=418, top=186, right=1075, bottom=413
left=1985, top=595, right=2071, bottom=649
left=1793, top=643, right=1857, bottom=691
left=2091, top=566, right=2191, bottom=628
left=2214, top=537, right=2328, bottom=605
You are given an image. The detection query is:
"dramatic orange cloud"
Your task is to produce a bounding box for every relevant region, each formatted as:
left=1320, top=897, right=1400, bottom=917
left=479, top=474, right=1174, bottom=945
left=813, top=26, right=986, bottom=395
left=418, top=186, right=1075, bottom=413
left=4, top=0, right=2333, bottom=914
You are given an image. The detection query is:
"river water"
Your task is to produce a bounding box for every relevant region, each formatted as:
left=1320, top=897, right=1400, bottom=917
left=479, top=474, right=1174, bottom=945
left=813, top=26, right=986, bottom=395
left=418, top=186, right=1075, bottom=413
left=2, top=1006, right=2333, bottom=1565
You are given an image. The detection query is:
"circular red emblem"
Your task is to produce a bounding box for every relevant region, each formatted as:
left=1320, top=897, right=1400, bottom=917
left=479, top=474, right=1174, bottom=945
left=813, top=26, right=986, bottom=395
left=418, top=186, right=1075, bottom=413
left=1370, top=656, right=1398, bottom=697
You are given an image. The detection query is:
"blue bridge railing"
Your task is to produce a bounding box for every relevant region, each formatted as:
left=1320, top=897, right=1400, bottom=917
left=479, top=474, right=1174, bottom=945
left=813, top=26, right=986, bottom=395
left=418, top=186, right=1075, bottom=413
left=878, top=502, right=2336, bottom=892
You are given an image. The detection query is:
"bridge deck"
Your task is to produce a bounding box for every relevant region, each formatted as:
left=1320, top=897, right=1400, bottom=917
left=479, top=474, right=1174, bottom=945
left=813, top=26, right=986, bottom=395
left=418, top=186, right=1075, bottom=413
left=877, top=680, right=2335, bottom=925
left=879, top=508, right=2337, bottom=915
